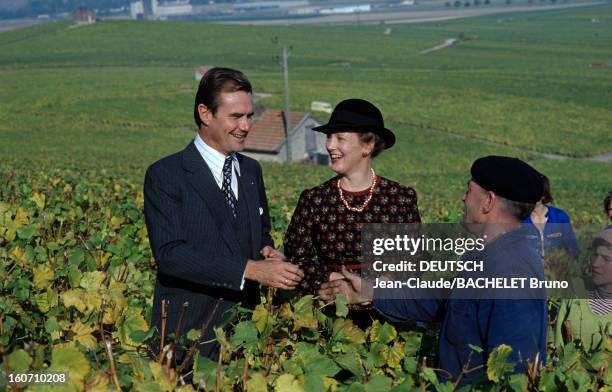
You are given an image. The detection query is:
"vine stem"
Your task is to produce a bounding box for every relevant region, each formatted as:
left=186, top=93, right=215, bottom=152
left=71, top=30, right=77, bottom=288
left=158, top=300, right=168, bottom=363
left=177, top=300, right=222, bottom=376
left=99, top=311, right=122, bottom=390
left=241, top=351, right=249, bottom=391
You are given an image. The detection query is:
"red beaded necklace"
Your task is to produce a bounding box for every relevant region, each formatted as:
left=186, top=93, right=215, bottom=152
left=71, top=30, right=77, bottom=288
left=337, top=168, right=377, bottom=213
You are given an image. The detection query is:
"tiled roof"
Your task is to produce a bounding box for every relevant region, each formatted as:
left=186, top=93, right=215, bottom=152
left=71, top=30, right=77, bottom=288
left=245, top=110, right=308, bottom=152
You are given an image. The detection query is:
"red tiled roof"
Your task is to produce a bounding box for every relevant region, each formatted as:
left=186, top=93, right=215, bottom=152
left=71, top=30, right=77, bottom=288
left=245, top=110, right=307, bottom=152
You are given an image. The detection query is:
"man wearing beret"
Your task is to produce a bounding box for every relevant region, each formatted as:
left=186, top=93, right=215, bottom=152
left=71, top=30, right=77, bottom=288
left=320, top=155, right=547, bottom=386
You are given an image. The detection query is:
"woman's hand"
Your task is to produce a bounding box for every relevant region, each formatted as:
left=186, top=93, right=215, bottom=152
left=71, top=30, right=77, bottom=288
left=318, top=267, right=372, bottom=304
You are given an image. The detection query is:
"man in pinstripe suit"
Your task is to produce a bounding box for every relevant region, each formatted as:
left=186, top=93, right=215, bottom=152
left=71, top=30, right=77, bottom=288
left=144, top=68, right=304, bottom=361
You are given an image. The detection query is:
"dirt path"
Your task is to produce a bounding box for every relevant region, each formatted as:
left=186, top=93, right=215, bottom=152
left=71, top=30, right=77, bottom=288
left=420, top=38, right=458, bottom=54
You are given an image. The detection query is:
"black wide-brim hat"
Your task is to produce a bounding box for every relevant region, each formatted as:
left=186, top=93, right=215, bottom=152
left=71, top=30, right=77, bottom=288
left=312, top=98, right=396, bottom=149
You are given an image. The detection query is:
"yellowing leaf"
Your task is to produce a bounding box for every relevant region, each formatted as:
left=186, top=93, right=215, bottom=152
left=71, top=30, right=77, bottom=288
left=487, top=344, right=514, bottom=382
left=9, top=246, right=28, bottom=267
left=84, top=371, right=110, bottom=392
left=110, top=216, right=124, bottom=230
left=30, top=192, right=46, bottom=210
left=80, top=271, right=106, bottom=292
left=49, top=344, right=91, bottom=390
left=135, top=191, right=144, bottom=209
left=100, top=251, right=112, bottom=268
left=252, top=304, right=270, bottom=333
left=82, top=289, right=103, bottom=313
left=115, top=308, right=149, bottom=348
left=149, top=361, right=177, bottom=391
left=33, top=264, right=54, bottom=290
left=71, top=320, right=97, bottom=350
left=275, top=373, right=303, bottom=392
left=104, top=282, right=128, bottom=324
left=248, top=373, right=269, bottom=392
left=61, top=288, right=87, bottom=313
left=4, top=208, right=29, bottom=241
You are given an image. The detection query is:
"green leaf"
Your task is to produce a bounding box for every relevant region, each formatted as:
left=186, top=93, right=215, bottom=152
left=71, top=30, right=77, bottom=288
left=130, top=328, right=155, bottom=344
left=335, top=352, right=364, bottom=378
left=486, top=344, right=514, bottom=383
left=17, top=224, right=36, bottom=240
left=335, top=294, right=348, bottom=318
left=193, top=353, right=217, bottom=389
left=468, top=343, right=483, bottom=353
left=186, top=328, right=201, bottom=341
left=508, top=374, right=528, bottom=392
left=8, top=349, right=32, bottom=372
left=400, top=330, right=423, bottom=356
left=403, top=356, right=418, bottom=373
left=230, top=321, right=258, bottom=350
left=364, top=375, right=392, bottom=392
left=304, top=374, right=324, bottom=392
left=538, top=371, right=556, bottom=391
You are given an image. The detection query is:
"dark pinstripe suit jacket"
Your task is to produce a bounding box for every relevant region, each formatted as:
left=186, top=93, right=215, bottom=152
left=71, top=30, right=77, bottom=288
left=144, top=141, right=274, bottom=358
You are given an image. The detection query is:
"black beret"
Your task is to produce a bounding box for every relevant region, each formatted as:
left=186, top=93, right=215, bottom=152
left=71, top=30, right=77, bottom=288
left=470, top=156, right=544, bottom=203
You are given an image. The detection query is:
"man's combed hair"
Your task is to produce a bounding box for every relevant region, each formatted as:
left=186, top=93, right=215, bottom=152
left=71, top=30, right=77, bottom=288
left=499, top=196, right=535, bottom=221
left=193, top=67, right=252, bottom=128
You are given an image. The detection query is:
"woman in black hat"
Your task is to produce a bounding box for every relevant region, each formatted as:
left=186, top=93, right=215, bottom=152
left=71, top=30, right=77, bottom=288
left=283, top=99, right=421, bottom=299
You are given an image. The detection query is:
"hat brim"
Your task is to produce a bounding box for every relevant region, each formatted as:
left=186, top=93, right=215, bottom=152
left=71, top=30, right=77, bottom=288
left=312, top=123, right=395, bottom=149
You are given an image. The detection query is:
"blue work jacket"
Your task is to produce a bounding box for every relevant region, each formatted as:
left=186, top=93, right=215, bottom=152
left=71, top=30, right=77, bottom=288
left=373, top=226, right=548, bottom=386
left=523, top=205, right=579, bottom=258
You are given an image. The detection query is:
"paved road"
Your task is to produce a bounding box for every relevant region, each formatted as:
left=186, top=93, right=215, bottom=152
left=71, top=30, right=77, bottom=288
left=222, top=2, right=602, bottom=25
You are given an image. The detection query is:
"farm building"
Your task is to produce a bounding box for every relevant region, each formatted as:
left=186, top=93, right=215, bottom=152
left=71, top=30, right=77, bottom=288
left=243, top=110, right=328, bottom=164
left=194, top=66, right=213, bottom=81
left=73, top=7, right=96, bottom=24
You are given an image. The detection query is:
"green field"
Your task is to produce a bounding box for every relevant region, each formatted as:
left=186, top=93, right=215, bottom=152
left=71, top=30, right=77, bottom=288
left=1, top=4, right=611, bottom=228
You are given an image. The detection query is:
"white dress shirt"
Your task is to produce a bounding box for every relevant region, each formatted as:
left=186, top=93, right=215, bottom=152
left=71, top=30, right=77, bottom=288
left=194, top=133, right=240, bottom=199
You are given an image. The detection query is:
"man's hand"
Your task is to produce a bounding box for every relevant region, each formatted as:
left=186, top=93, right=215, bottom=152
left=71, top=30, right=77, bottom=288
left=244, top=259, right=303, bottom=290
left=261, top=246, right=286, bottom=261
left=318, top=268, right=373, bottom=304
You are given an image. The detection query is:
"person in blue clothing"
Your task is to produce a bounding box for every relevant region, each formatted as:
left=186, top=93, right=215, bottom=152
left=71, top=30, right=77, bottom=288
left=319, top=156, right=548, bottom=387
left=523, top=174, right=579, bottom=259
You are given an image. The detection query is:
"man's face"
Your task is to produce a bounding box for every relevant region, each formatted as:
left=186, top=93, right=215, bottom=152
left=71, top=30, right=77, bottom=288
left=591, top=245, right=612, bottom=287
left=198, top=91, right=254, bottom=155
left=461, top=180, right=488, bottom=230
left=608, top=200, right=612, bottom=220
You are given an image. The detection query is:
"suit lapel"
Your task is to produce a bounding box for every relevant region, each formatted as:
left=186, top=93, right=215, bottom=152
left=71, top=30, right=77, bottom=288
left=237, top=156, right=262, bottom=259
left=181, top=142, right=241, bottom=254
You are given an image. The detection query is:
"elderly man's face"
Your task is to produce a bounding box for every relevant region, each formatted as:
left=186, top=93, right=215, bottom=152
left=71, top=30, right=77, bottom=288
left=591, top=245, right=612, bottom=287
left=461, top=180, right=488, bottom=232
left=198, top=91, right=254, bottom=156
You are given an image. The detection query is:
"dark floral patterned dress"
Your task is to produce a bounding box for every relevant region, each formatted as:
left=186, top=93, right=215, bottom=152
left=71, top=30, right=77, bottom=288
left=284, top=175, right=421, bottom=295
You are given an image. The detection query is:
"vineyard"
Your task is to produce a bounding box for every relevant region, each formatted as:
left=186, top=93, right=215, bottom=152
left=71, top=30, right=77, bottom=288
left=1, top=2, right=612, bottom=390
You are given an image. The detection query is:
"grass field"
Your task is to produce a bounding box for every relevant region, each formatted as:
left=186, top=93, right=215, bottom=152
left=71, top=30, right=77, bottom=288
left=1, top=3, right=611, bottom=227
